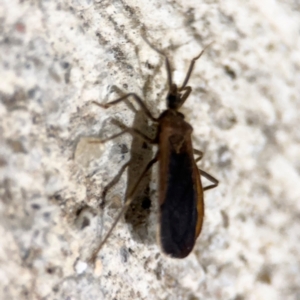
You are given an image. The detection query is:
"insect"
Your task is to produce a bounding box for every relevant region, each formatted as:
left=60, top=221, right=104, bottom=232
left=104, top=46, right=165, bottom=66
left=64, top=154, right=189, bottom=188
left=90, top=36, right=218, bottom=261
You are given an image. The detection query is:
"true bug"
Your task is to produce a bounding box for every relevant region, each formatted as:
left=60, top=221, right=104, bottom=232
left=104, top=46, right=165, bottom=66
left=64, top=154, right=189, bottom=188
left=90, top=36, right=218, bottom=261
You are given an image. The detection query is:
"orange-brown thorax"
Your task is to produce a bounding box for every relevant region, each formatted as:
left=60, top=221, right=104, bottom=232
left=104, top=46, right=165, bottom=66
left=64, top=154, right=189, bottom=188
left=157, top=109, right=196, bottom=206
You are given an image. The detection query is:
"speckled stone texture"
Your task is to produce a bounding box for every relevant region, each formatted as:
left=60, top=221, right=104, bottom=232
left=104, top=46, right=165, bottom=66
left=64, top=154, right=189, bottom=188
left=1, top=0, right=300, bottom=299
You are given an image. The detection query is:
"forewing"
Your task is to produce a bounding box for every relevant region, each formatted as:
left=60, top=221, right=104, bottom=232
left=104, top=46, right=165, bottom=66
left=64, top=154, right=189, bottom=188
left=159, top=150, right=198, bottom=258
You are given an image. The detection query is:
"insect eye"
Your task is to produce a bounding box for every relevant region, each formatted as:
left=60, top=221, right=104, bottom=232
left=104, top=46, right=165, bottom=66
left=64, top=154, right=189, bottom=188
left=167, top=93, right=178, bottom=109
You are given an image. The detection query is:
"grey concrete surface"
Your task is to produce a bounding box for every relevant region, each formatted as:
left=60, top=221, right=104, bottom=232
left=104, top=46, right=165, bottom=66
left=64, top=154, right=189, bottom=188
left=1, top=0, right=300, bottom=299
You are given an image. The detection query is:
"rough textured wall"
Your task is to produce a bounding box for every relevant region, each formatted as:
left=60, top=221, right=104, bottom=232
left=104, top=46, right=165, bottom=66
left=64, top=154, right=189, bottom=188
left=1, top=0, right=300, bottom=299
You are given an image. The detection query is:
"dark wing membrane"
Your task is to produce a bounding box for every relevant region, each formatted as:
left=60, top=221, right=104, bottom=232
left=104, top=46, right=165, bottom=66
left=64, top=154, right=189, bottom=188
left=160, top=150, right=198, bottom=258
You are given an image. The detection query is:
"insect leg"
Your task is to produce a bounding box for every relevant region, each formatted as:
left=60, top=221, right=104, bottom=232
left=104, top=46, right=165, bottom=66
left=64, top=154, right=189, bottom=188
left=92, top=92, right=158, bottom=122
left=88, top=130, right=131, bottom=144
left=198, top=169, right=219, bottom=191
left=89, top=154, right=158, bottom=264
left=100, top=160, right=131, bottom=208
left=193, top=149, right=204, bottom=163
left=194, top=149, right=218, bottom=190
left=96, top=161, right=131, bottom=250
left=89, top=119, right=156, bottom=145
left=111, top=119, right=157, bottom=144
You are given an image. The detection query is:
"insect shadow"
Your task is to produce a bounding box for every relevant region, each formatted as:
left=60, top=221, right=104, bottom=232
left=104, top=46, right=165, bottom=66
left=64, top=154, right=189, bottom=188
left=98, top=58, right=164, bottom=244
left=99, top=90, right=155, bottom=244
